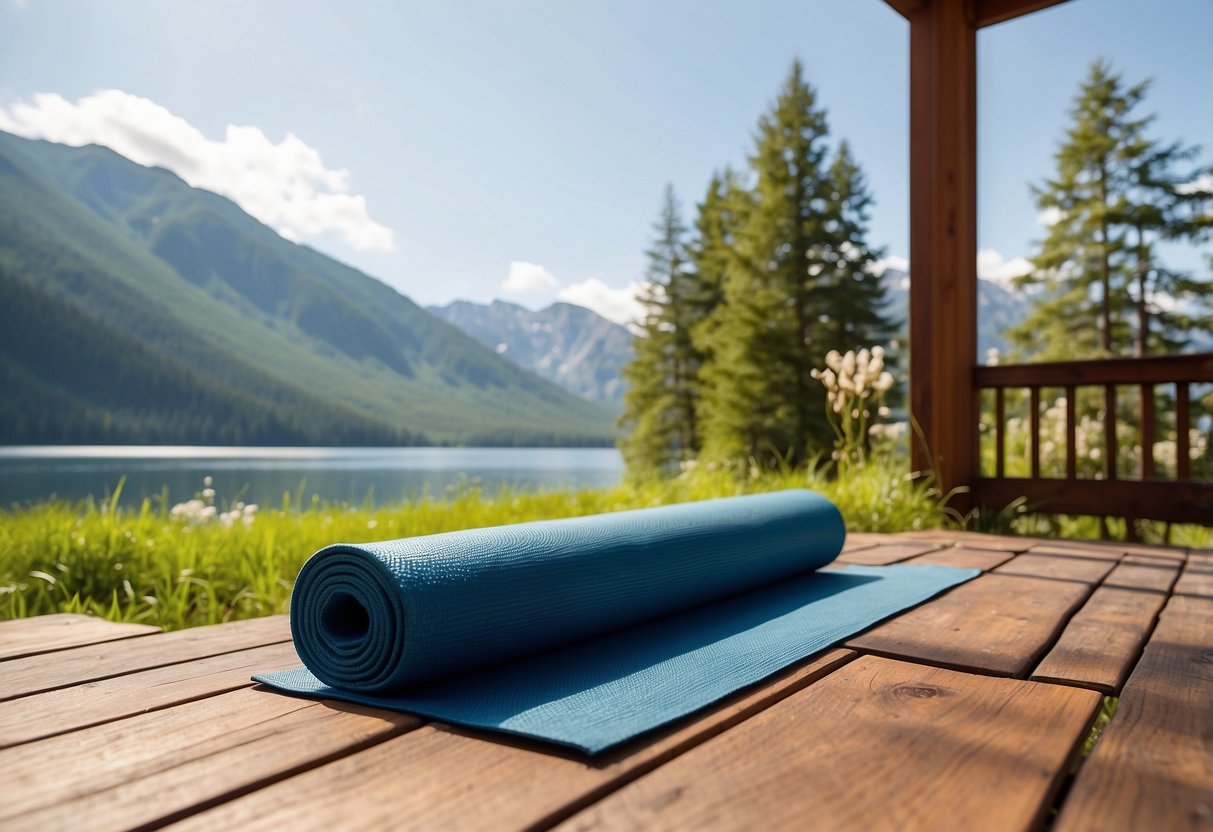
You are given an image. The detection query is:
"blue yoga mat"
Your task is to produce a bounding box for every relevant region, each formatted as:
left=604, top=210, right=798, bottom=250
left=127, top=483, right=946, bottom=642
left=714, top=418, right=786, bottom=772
left=257, top=490, right=976, bottom=753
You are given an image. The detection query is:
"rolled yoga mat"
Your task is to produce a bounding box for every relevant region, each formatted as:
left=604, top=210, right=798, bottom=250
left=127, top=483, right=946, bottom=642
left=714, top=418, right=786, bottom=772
left=257, top=490, right=977, bottom=753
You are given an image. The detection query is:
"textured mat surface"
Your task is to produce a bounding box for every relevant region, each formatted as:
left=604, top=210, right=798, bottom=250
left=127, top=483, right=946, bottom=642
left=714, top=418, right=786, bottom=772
left=258, top=490, right=976, bottom=752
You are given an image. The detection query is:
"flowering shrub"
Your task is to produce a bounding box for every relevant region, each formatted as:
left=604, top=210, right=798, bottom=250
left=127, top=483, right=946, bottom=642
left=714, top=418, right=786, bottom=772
left=810, top=347, right=896, bottom=473
left=169, top=476, right=258, bottom=528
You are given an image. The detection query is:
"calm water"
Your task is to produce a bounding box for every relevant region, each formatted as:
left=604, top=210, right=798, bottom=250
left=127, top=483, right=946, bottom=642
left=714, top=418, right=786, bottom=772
left=0, top=446, right=624, bottom=509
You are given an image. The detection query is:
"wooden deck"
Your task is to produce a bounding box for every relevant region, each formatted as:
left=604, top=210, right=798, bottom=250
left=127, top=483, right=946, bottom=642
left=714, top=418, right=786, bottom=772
left=2, top=531, right=1210, bottom=831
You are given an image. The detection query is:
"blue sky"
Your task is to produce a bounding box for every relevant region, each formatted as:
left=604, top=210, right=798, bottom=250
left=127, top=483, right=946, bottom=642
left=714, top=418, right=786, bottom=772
left=1, top=0, right=1209, bottom=322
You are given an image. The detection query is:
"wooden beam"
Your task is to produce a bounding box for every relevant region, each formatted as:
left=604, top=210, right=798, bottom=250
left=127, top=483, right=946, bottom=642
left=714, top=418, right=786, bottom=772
left=974, top=0, right=1072, bottom=28
left=975, top=353, right=1213, bottom=387
left=882, top=1, right=1072, bottom=29
left=882, top=0, right=927, bottom=20
left=907, top=0, right=978, bottom=508
left=972, top=478, right=1213, bottom=526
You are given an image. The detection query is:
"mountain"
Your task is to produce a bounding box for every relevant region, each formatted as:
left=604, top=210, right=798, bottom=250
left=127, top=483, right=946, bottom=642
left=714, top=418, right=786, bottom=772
left=428, top=300, right=631, bottom=409
left=879, top=268, right=1030, bottom=359
left=0, top=131, right=615, bottom=446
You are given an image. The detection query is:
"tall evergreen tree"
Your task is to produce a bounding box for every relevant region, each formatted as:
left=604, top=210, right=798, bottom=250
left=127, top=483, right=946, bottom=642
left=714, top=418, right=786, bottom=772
left=617, top=186, right=697, bottom=475
left=817, top=141, right=894, bottom=348
left=698, top=61, right=891, bottom=469
left=687, top=170, right=746, bottom=426
left=1010, top=60, right=1210, bottom=359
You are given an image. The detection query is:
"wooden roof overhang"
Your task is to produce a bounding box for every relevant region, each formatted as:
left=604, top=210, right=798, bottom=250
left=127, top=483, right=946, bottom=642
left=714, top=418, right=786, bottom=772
left=881, top=0, right=1073, bottom=507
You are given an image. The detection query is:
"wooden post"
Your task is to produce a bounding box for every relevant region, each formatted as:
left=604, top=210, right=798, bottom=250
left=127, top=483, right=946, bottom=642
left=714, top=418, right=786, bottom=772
left=907, top=0, right=978, bottom=510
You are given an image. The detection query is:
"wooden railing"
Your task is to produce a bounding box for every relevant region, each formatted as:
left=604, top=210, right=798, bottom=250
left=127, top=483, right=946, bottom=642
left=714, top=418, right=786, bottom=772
left=972, top=353, right=1213, bottom=525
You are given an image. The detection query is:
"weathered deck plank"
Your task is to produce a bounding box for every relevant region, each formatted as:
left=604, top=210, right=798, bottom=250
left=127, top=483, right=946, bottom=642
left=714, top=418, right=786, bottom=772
left=895, top=530, right=1042, bottom=552
left=164, top=651, right=855, bottom=832
left=836, top=541, right=939, bottom=565
left=1, top=614, right=291, bottom=700
left=905, top=546, right=1015, bottom=571
left=994, top=553, right=1115, bottom=584
left=0, top=613, right=159, bottom=661
left=1172, top=556, right=1213, bottom=599
left=0, top=641, right=299, bottom=748
left=1054, top=594, right=1213, bottom=832
left=553, top=655, right=1100, bottom=832
left=1028, top=542, right=1124, bottom=562
left=1030, top=586, right=1167, bottom=694
left=846, top=573, right=1091, bottom=676
left=1102, top=555, right=1180, bottom=594
left=0, top=688, right=418, bottom=832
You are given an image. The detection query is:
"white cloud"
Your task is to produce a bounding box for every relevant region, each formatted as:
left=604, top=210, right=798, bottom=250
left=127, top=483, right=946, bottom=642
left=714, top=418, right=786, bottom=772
left=868, top=254, right=909, bottom=276
left=502, top=261, right=558, bottom=295
left=977, top=248, right=1032, bottom=289
left=558, top=278, right=645, bottom=326
left=1037, top=206, right=1064, bottom=227
left=1177, top=173, right=1213, bottom=196
left=0, top=90, right=395, bottom=252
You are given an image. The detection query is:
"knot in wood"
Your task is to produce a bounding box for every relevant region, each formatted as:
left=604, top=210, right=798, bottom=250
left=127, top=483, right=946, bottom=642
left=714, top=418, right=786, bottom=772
left=892, top=683, right=944, bottom=700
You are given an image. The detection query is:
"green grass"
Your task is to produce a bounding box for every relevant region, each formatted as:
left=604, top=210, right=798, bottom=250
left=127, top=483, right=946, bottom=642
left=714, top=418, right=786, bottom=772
left=1, top=460, right=950, bottom=630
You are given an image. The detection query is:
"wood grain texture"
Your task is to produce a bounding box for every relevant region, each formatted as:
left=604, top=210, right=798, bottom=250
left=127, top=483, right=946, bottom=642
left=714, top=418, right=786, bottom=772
left=1120, top=543, right=1190, bottom=562
left=1102, top=556, right=1180, bottom=594
left=1173, top=559, right=1213, bottom=599
left=1028, top=541, right=1125, bottom=561
left=847, top=573, right=1091, bottom=676
left=1, top=614, right=290, bottom=700
left=555, top=655, right=1100, bottom=832
left=841, top=533, right=937, bottom=553
left=1031, top=586, right=1167, bottom=694
left=0, top=641, right=299, bottom=748
left=0, top=614, right=158, bottom=661
left=0, top=688, right=418, bottom=832
left=905, top=0, right=978, bottom=509
left=975, top=352, right=1213, bottom=387
left=836, top=542, right=939, bottom=565
left=906, top=546, right=1016, bottom=571
left=973, top=477, right=1213, bottom=525
left=1055, top=595, right=1213, bottom=832
left=897, top=530, right=1042, bottom=552
left=165, top=651, right=856, bottom=832
left=995, top=554, right=1115, bottom=585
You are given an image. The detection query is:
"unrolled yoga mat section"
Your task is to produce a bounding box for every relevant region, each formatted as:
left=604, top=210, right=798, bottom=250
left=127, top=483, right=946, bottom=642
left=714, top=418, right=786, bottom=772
left=257, top=490, right=977, bottom=753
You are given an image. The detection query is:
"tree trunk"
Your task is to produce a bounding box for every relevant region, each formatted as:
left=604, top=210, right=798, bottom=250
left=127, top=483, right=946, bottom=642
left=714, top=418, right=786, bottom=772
left=1098, top=163, right=1113, bottom=354
left=1134, top=223, right=1149, bottom=358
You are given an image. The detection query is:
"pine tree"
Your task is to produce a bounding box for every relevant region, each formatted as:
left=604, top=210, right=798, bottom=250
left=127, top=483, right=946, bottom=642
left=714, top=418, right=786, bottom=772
left=617, top=186, right=697, bottom=476
left=1122, top=143, right=1212, bottom=355
left=817, top=141, right=895, bottom=349
left=687, top=170, right=746, bottom=429
left=698, top=61, right=892, bottom=469
left=1010, top=60, right=1210, bottom=359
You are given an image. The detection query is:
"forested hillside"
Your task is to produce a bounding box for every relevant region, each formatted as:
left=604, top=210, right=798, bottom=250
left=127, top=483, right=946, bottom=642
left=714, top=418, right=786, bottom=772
left=0, top=131, right=615, bottom=446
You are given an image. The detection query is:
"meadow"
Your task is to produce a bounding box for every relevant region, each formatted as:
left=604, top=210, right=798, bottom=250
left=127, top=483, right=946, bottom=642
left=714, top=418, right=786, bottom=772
left=4, top=453, right=1208, bottom=631
left=2, top=460, right=953, bottom=630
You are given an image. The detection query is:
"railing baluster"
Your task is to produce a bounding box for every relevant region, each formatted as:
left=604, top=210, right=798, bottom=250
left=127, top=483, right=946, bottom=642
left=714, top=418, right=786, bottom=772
left=970, top=353, right=1213, bottom=524
left=1140, top=383, right=1155, bottom=480
left=1030, top=386, right=1041, bottom=479
left=1177, top=382, right=1191, bottom=481
left=1065, top=384, right=1077, bottom=480
left=995, top=387, right=1005, bottom=478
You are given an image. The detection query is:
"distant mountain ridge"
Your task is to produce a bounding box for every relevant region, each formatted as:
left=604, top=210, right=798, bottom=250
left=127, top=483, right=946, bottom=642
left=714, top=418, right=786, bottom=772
left=429, top=272, right=1031, bottom=417
left=0, top=131, right=615, bottom=446
left=879, top=268, right=1030, bottom=358
left=428, top=300, right=631, bottom=409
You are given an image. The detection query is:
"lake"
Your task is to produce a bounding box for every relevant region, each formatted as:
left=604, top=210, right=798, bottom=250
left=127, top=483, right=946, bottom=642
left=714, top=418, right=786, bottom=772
left=0, top=446, right=625, bottom=509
